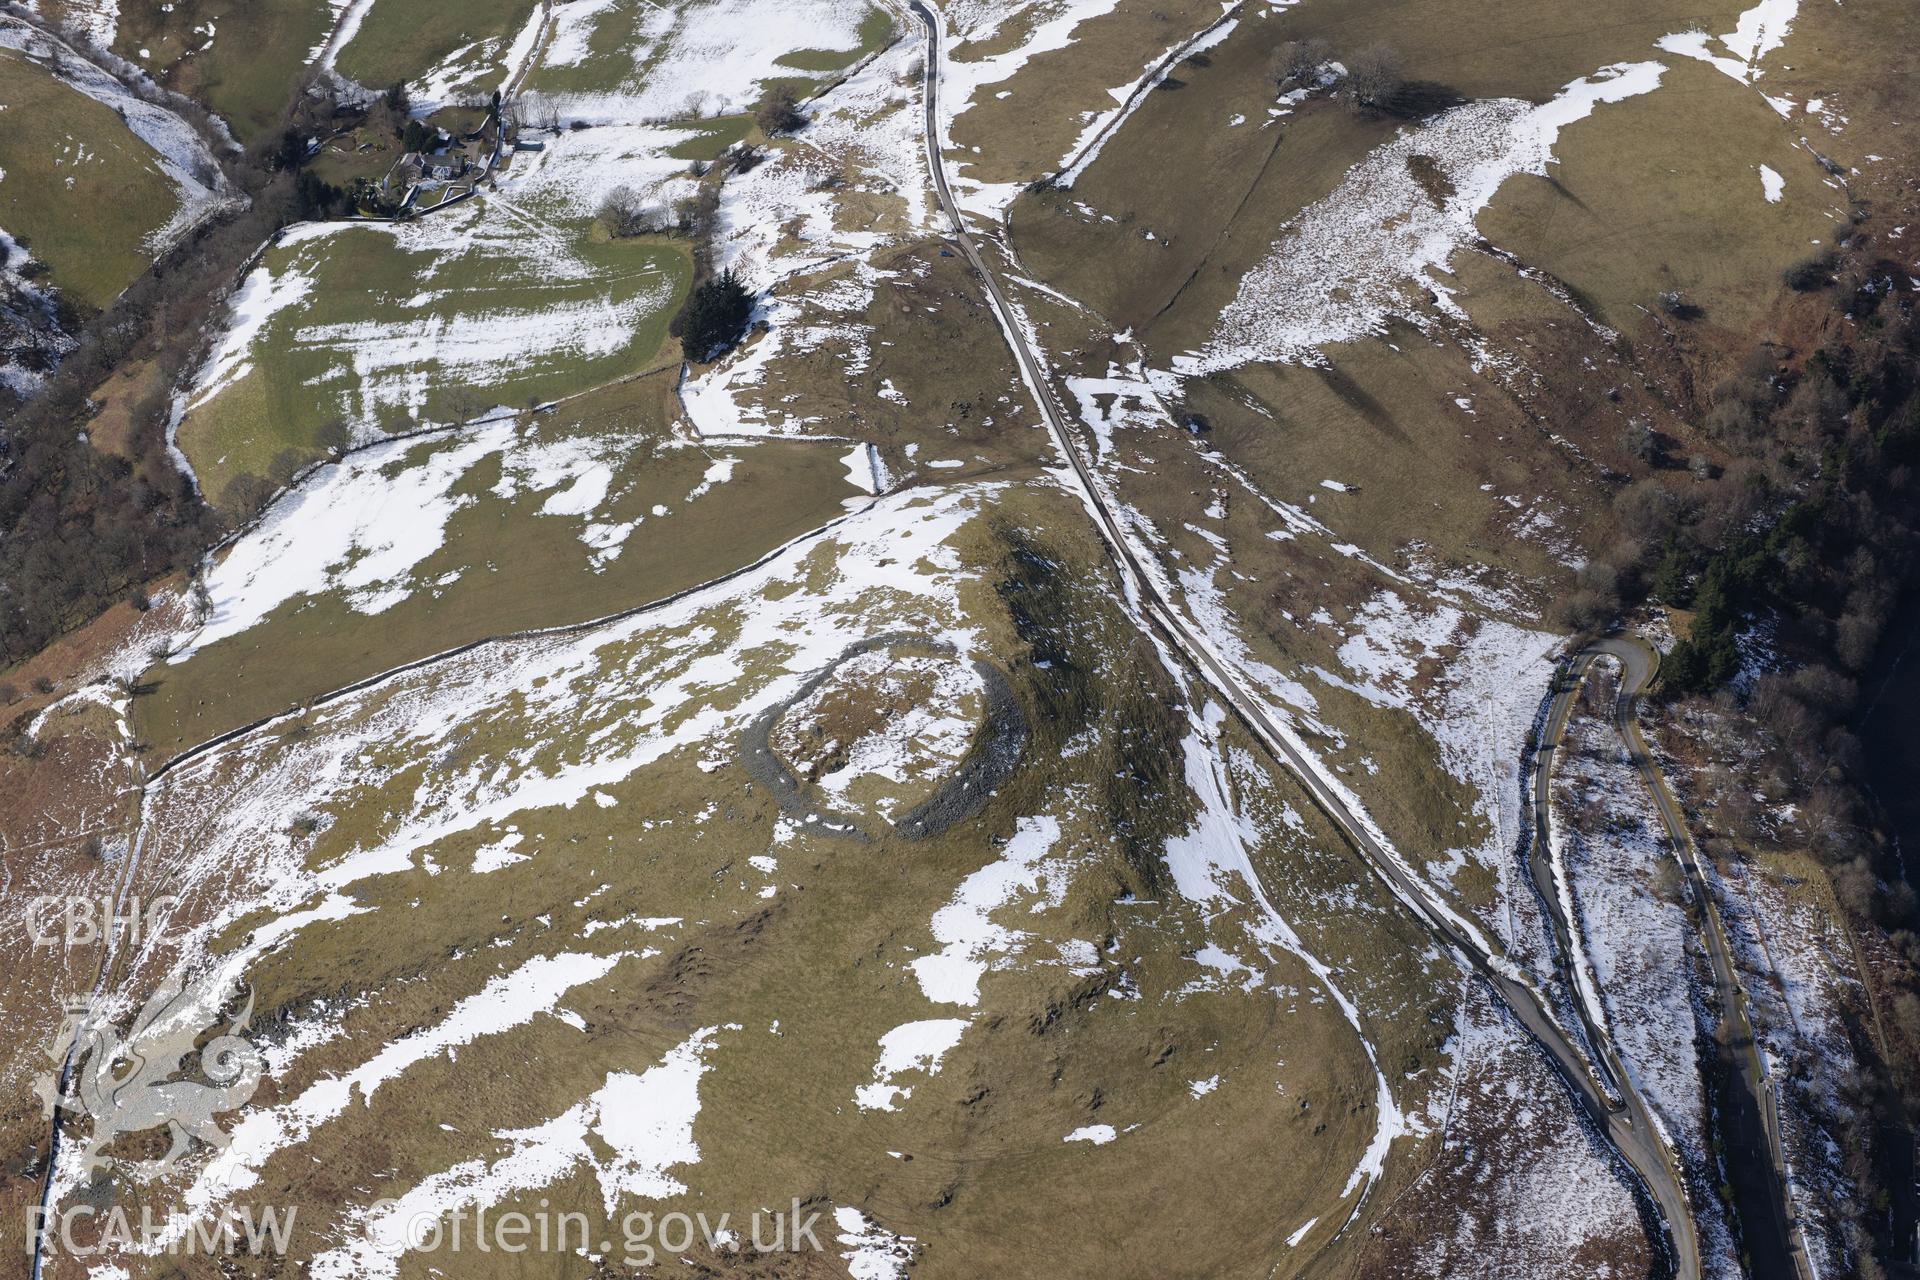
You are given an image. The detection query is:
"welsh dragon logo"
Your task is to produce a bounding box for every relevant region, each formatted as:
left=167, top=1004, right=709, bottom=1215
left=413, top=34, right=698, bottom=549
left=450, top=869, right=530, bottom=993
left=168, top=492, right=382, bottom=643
left=41, top=972, right=264, bottom=1180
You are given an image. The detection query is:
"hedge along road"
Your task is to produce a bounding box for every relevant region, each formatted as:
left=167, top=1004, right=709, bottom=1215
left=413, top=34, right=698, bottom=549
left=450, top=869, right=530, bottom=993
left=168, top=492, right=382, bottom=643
left=899, top=1, right=1701, bottom=1274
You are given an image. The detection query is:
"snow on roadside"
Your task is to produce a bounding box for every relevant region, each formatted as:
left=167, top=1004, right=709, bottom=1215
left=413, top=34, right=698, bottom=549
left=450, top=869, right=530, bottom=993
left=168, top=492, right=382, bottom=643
left=1714, top=851, right=1859, bottom=1279
left=1404, top=977, right=1650, bottom=1276
left=931, top=0, right=1122, bottom=217
left=1549, top=690, right=1739, bottom=1276
left=1320, top=591, right=1562, bottom=966
left=1055, top=15, right=1239, bottom=189
left=797, top=32, right=936, bottom=234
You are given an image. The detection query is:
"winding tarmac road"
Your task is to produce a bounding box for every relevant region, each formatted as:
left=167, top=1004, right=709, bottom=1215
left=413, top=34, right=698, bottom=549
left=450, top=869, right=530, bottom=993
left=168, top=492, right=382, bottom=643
left=903, top=4, right=1699, bottom=1272
left=1540, top=639, right=1812, bottom=1280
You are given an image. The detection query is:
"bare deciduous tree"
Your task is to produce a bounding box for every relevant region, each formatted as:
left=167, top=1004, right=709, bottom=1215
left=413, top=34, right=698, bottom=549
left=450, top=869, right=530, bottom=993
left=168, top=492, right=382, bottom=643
left=1346, top=44, right=1404, bottom=111
left=1269, top=37, right=1332, bottom=90
left=508, top=91, right=560, bottom=132
left=597, top=185, right=671, bottom=237
left=755, top=86, right=804, bottom=136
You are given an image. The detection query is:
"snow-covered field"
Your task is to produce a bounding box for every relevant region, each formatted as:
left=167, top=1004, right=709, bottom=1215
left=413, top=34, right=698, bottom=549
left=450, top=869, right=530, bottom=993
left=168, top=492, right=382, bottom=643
left=537, top=0, right=878, bottom=121
left=170, top=417, right=753, bottom=658
left=681, top=27, right=937, bottom=438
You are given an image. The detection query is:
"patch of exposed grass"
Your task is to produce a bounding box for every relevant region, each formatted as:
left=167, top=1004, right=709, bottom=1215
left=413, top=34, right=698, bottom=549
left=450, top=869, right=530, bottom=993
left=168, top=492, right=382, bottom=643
left=335, top=0, right=540, bottom=96
left=777, top=5, right=895, bottom=73
left=0, top=51, right=182, bottom=308
left=77, top=358, right=167, bottom=458
left=106, top=0, right=338, bottom=141
left=138, top=376, right=858, bottom=754
left=176, top=218, right=690, bottom=504
left=665, top=115, right=753, bottom=161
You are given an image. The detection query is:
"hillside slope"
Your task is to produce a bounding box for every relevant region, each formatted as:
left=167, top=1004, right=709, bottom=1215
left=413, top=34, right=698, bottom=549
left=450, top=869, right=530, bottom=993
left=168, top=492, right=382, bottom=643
left=1, top=0, right=1916, bottom=1277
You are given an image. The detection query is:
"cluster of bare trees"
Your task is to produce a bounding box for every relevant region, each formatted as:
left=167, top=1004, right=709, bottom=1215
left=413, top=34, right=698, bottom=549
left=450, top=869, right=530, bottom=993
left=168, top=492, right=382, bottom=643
left=1269, top=36, right=1405, bottom=111
left=1268, top=37, right=1331, bottom=91
left=595, top=184, right=699, bottom=239
left=754, top=86, right=805, bottom=136
left=504, top=90, right=562, bottom=133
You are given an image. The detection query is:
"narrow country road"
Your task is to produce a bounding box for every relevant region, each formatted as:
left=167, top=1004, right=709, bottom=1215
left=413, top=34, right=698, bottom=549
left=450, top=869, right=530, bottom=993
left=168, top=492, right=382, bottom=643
left=904, top=3, right=1700, bottom=1273
left=1540, top=638, right=1813, bottom=1280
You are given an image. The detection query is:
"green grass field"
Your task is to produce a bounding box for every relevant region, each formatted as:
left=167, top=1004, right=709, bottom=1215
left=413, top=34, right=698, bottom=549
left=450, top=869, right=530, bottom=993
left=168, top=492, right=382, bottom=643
left=513, top=0, right=654, bottom=97
left=108, top=0, right=338, bottom=141
left=1477, top=57, right=1840, bottom=335
left=1012, top=0, right=1838, bottom=348
left=664, top=115, right=753, bottom=160
left=176, top=214, right=689, bottom=505
left=140, top=375, right=861, bottom=753
left=0, top=51, right=183, bottom=308
left=335, top=0, right=541, bottom=98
